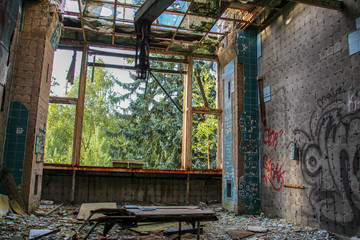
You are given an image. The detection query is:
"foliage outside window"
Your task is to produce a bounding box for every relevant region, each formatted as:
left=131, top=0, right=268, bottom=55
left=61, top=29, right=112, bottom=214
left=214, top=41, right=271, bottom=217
left=192, top=60, right=218, bottom=169
left=45, top=55, right=218, bottom=169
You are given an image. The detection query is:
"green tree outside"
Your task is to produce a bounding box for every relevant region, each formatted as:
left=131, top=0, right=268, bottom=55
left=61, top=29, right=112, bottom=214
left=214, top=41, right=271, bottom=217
left=45, top=60, right=122, bottom=166
left=45, top=57, right=218, bottom=169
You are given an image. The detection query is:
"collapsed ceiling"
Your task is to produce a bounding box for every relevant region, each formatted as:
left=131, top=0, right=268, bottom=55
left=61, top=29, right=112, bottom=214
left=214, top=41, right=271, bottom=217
left=59, top=0, right=288, bottom=57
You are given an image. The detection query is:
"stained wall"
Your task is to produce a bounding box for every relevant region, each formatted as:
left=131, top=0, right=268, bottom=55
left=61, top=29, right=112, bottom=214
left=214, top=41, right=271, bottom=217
left=1, top=1, right=59, bottom=211
left=259, top=1, right=360, bottom=236
left=42, top=170, right=222, bottom=205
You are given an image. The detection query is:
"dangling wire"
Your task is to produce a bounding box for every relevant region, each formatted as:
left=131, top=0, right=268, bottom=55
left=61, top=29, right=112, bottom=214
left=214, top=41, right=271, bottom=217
left=144, top=72, right=150, bottom=100
left=148, top=71, right=183, bottom=113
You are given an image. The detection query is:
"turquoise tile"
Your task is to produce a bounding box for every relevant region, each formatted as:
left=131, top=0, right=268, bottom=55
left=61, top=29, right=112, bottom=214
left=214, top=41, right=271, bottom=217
left=349, top=42, right=359, bottom=55
left=349, top=31, right=360, bottom=43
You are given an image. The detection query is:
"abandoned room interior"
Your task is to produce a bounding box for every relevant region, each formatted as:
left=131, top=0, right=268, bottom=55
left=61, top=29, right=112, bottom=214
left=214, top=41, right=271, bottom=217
left=0, top=0, right=359, bottom=239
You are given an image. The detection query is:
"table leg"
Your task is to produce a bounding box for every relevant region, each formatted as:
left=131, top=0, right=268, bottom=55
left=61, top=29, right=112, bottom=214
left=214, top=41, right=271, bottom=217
left=83, top=222, right=99, bottom=240
left=197, top=221, right=200, bottom=240
left=178, top=221, right=181, bottom=240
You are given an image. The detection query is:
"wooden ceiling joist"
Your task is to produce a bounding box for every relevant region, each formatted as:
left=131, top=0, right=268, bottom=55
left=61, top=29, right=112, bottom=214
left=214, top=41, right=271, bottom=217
left=88, top=50, right=188, bottom=64
left=87, top=62, right=187, bottom=75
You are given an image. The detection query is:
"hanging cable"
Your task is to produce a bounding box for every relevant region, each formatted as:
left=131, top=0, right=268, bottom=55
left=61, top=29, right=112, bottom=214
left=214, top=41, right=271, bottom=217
left=148, top=71, right=183, bottom=113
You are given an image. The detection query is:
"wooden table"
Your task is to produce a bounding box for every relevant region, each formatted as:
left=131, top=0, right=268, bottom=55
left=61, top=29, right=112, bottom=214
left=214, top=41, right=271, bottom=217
left=76, top=206, right=218, bottom=240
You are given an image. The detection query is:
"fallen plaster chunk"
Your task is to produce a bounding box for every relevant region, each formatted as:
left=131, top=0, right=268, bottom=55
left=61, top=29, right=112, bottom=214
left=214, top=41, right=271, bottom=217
left=247, top=226, right=268, bottom=233
left=77, top=202, right=117, bottom=220
left=29, top=229, right=60, bottom=239
left=0, top=194, right=9, bottom=217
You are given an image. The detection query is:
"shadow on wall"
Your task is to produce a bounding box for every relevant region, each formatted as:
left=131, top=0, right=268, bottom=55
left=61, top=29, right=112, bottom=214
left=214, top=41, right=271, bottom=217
left=294, top=87, right=360, bottom=235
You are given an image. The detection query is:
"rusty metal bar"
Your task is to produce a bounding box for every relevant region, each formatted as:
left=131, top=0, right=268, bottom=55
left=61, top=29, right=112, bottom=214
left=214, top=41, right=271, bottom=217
left=166, top=0, right=194, bottom=52
left=59, top=39, right=219, bottom=61
left=192, top=107, right=223, bottom=115
left=49, top=96, right=78, bottom=104
left=89, top=50, right=188, bottom=63
left=77, top=0, right=87, bottom=42
left=151, top=22, right=227, bottom=36
left=87, top=62, right=187, bottom=75
left=112, top=0, right=117, bottom=45
left=43, top=163, right=222, bottom=175
left=284, top=184, right=306, bottom=189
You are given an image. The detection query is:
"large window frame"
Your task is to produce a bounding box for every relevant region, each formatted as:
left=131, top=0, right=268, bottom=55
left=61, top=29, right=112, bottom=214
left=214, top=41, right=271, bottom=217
left=47, top=45, right=223, bottom=170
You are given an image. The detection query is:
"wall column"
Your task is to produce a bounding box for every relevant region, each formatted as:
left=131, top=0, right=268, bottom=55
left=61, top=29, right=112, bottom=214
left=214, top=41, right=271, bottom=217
left=72, top=44, right=88, bottom=166
left=2, top=1, right=59, bottom=211
left=181, top=56, right=193, bottom=170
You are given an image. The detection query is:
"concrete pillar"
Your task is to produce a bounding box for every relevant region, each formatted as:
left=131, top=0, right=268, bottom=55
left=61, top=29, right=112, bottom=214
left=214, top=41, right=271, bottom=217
left=2, top=1, right=59, bottom=212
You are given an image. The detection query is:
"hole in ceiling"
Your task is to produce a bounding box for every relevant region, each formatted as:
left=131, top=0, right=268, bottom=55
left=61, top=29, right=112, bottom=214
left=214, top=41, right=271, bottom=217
left=100, top=6, right=113, bottom=17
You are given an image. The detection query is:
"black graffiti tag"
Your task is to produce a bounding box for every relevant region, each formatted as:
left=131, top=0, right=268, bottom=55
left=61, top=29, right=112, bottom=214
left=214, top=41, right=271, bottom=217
left=316, top=87, right=345, bottom=109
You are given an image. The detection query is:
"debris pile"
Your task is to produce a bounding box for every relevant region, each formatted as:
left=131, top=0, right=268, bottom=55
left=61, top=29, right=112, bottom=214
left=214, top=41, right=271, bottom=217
left=0, top=201, right=351, bottom=239
left=202, top=205, right=340, bottom=240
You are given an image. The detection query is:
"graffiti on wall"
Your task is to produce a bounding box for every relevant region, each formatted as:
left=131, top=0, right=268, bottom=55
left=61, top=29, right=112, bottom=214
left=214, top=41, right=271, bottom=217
left=347, top=90, right=360, bottom=113
left=316, top=87, right=345, bottom=110
left=294, top=88, right=360, bottom=234
left=262, top=126, right=285, bottom=191
left=222, top=59, right=237, bottom=212
left=262, top=154, right=286, bottom=191
left=263, top=127, right=284, bottom=151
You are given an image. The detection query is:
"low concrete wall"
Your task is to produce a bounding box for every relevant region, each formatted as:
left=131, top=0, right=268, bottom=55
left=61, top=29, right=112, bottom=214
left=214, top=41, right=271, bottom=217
left=42, top=169, right=222, bottom=204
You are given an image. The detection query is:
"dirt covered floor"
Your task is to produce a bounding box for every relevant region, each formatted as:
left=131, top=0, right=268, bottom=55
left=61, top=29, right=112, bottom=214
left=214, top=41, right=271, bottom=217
left=0, top=202, right=348, bottom=239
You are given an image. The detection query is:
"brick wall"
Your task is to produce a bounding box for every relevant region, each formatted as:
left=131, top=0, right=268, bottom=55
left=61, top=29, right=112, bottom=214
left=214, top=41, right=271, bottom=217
left=7, top=1, right=58, bottom=211
left=259, top=1, right=360, bottom=236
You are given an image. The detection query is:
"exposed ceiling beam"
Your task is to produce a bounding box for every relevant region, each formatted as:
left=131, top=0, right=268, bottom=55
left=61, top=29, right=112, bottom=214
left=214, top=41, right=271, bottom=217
left=287, top=0, right=343, bottom=10
left=59, top=39, right=219, bottom=61
left=134, top=0, right=175, bottom=24
left=88, top=50, right=188, bottom=64
left=87, top=62, right=187, bottom=75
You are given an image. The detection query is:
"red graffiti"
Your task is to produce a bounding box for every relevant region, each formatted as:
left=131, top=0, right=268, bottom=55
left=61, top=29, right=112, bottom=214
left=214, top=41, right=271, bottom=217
left=262, top=154, right=286, bottom=191
left=263, top=127, right=284, bottom=151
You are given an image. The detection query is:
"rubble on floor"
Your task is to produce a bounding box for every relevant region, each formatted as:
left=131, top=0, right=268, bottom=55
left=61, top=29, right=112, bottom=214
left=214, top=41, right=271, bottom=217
left=0, top=201, right=350, bottom=239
